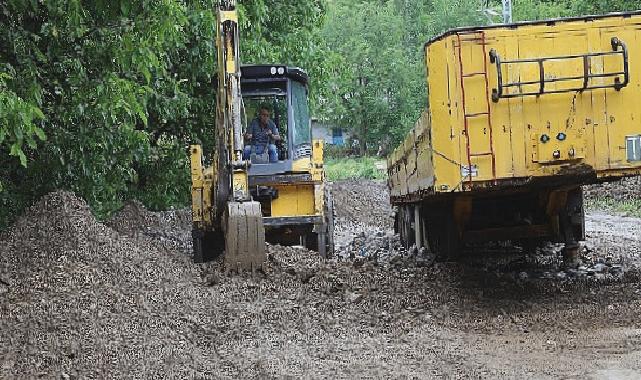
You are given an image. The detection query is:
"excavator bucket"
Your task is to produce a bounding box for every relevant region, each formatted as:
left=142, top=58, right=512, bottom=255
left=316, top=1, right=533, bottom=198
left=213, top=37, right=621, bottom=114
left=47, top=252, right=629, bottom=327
left=224, top=201, right=266, bottom=273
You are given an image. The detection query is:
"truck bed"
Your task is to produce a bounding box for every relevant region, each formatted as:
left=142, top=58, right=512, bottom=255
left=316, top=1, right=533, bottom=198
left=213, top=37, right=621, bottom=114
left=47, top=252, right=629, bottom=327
left=389, top=11, right=641, bottom=203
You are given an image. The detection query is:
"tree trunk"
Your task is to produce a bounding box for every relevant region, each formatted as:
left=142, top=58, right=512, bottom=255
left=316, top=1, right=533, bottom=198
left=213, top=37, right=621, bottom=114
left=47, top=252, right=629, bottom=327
left=359, top=134, right=367, bottom=156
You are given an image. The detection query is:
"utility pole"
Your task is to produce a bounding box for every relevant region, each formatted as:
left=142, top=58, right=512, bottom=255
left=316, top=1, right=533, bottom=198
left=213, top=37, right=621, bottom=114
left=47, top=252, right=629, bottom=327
left=502, top=0, right=513, bottom=23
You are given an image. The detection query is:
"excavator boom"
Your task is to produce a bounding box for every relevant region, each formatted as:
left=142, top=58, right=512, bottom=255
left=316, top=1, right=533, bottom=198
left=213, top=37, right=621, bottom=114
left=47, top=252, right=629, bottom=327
left=190, top=1, right=266, bottom=272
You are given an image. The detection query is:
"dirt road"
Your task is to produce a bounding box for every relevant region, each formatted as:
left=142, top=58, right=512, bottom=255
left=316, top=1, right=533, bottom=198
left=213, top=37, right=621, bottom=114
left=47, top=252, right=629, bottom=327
left=1, top=181, right=640, bottom=379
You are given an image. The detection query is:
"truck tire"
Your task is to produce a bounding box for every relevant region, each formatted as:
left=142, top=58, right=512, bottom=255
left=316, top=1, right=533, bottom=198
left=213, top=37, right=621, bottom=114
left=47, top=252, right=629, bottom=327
left=397, top=205, right=416, bottom=250
left=426, top=206, right=460, bottom=261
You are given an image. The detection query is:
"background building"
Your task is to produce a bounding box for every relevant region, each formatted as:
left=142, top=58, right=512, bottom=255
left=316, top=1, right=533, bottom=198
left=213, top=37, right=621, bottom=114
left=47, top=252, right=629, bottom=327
left=312, top=118, right=350, bottom=146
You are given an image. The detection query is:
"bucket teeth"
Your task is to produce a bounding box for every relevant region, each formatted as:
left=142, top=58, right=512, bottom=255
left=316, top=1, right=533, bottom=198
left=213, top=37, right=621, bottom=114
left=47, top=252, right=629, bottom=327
left=224, top=201, right=266, bottom=274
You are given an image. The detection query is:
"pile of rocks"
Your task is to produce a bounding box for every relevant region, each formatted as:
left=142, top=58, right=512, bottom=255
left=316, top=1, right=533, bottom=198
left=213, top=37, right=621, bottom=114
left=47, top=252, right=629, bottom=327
left=584, top=177, right=641, bottom=202
left=0, top=191, right=211, bottom=378
left=2, top=181, right=641, bottom=378
left=330, top=180, right=397, bottom=259
left=106, top=200, right=192, bottom=254
left=534, top=247, right=626, bottom=281
left=336, top=228, right=404, bottom=260
left=330, top=180, right=394, bottom=228
left=0, top=187, right=451, bottom=378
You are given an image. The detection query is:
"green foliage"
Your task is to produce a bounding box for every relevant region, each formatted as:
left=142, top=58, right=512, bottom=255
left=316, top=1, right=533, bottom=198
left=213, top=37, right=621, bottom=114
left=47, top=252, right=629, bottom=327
left=511, top=0, right=572, bottom=21
left=132, top=135, right=191, bottom=211
left=0, top=0, right=329, bottom=228
left=570, top=0, right=641, bottom=14
left=0, top=72, right=45, bottom=222
left=2, top=0, right=639, bottom=229
left=325, top=157, right=387, bottom=181
left=319, top=0, right=487, bottom=154
left=1, top=0, right=190, bottom=220
left=509, top=0, right=641, bottom=22
left=237, top=0, right=330, bottom=108
left=0, top=73, right=45, bottom=184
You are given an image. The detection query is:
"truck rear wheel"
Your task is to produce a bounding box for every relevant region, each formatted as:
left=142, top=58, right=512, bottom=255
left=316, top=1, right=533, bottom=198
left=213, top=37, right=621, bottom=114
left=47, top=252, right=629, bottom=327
left=396, top=205, right=415, bottom=250
left=425, top=206, right=460, bottom=261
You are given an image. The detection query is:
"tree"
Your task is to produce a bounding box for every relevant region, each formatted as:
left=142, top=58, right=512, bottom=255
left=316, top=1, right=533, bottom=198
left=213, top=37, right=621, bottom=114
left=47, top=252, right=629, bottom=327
left=0, top=73, right=46, bottom=186
left=320, top=0, right=486, bottom=154
left=496, top=0, right=641, bottom=22
left=0, top=0, right=330, bottom=228
left=571, top=0, right=641, bottom=14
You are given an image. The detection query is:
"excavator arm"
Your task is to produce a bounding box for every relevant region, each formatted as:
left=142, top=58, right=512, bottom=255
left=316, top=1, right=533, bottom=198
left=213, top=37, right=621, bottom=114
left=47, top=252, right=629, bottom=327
left=190, top=0, right=266, bottom=271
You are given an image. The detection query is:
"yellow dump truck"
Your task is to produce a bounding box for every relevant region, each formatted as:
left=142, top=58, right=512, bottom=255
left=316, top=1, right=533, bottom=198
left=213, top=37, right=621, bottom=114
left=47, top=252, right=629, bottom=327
left=388, top=12, right=641, bottom=265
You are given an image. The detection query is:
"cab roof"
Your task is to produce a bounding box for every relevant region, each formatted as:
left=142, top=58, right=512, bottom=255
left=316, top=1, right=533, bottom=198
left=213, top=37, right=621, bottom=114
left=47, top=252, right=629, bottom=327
left=241, top=64, right=309, bottom=85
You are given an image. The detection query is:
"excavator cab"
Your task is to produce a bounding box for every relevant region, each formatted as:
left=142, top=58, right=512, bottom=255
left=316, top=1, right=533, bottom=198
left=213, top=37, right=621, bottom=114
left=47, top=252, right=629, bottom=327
left=190, top=4, right=331, bottom=270
left=241, top=65, right=312, bottom=169
left=240, top=65, right=334, bottom=256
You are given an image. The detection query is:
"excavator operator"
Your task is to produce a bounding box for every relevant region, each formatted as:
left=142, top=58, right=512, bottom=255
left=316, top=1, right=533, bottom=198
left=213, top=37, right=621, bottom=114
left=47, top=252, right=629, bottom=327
left=243, top=105, right=281, bottom=163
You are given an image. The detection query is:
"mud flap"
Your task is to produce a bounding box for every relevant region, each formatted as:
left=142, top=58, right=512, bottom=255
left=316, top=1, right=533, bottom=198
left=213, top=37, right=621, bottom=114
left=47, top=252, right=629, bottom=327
left=224, top=201, right=266, bottom=273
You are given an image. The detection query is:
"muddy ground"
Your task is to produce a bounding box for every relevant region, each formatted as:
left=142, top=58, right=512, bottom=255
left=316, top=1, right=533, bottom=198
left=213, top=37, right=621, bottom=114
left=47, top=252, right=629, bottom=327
left=1, top=181, right=640, bottom=379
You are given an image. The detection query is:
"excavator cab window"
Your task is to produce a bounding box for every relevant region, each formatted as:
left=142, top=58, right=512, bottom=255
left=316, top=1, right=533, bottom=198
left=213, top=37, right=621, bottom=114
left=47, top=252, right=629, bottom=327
left=240, top=65, right=312, bottom=167
left=291, top=81, right=312, bottom=160
left=243, top=94, right=288, bottom=161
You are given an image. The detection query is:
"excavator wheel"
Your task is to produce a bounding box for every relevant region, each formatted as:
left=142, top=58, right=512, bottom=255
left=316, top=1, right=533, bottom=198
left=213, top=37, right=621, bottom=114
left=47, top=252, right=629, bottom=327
left=224, top=201, right=266, bottom=274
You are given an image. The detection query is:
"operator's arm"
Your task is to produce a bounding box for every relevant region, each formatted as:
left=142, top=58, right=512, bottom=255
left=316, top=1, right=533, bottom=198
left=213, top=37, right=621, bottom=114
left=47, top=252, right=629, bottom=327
left=269, top=121, right=281, bottom=141
left=245, top=120, right=257, bottom=141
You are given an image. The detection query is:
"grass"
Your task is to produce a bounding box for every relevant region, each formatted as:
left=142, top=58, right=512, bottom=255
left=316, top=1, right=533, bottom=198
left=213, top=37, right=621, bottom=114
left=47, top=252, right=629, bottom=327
left=325, top=157, right=387, bottom=181
left=585, top=197, right=641, bottom=217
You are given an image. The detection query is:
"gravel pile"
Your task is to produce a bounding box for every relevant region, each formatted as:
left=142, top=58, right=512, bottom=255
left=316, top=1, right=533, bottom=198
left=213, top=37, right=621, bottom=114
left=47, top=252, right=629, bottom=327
left=331, top=180, right=394, bottom=227
left=1, top=182, right=640, bottom=378
left=107, top=200, right=192, bottom=254
left=0, top=189, right=449, bottom=379
left=0, top=191, right=212, bottom=379
left=331, top=180, right=401, bottom=261
left=338, top=229, right=403, bottom=259
left=584, top=177, right=641, bottom=202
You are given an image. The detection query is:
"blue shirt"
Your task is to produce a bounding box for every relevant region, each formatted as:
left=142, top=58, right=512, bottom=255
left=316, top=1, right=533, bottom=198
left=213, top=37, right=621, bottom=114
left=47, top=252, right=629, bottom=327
left=248, top=118, right=278, bottom=145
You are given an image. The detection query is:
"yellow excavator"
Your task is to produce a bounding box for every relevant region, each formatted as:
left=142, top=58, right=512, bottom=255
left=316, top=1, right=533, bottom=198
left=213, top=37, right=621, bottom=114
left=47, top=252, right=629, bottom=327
left=189, top=1, right=333, bottom=270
